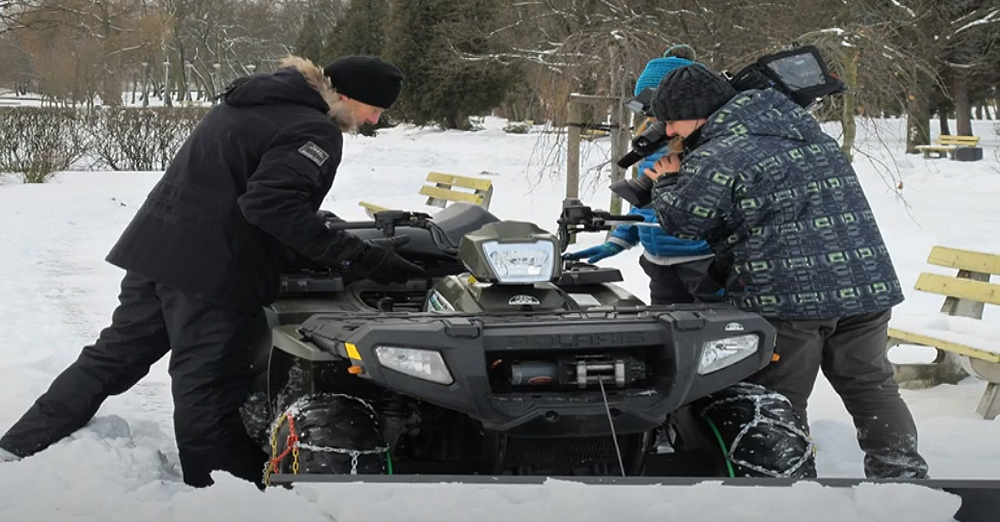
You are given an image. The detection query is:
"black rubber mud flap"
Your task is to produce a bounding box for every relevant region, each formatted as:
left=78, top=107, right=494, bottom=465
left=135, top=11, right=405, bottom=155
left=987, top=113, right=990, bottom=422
left=266, top=393, right=387, bottom=479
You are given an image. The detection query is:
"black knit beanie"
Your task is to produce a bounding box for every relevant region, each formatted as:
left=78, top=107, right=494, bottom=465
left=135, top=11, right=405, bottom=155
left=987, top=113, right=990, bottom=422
left=323, top=55, right=404, bottom=110
left=651, top=64, right=738, bottom=122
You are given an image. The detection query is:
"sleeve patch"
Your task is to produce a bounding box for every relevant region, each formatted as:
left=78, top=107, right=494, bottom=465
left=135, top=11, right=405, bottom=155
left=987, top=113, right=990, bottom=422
left=298, top=141, right=329, bottom=167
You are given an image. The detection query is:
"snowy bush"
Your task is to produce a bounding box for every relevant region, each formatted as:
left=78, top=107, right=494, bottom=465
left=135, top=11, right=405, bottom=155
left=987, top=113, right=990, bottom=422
left=503, top=121, right=532, bottom=134
left=87, top=107, right=210, bottom=171
left=0, top=107, right=88, bottom=183
left=0, top=106, right=209, bottom=181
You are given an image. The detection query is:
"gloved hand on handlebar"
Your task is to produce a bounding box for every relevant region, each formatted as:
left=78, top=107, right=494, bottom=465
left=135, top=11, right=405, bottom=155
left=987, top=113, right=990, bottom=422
left=347, top=235, right=427, bottom=285
left=316, top=209, right=344, bottom=228
left=562, top=242, right=626, bottom=263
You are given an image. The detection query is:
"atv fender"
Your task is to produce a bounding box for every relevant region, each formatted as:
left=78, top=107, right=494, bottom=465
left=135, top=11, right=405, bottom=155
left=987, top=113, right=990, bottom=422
left=273, top=324, right=340, bottom=362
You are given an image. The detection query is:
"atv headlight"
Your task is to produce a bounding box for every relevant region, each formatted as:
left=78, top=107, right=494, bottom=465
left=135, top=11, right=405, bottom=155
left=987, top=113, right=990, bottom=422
left=698, top=334, right=759, bottom=375
left=374, top=346, right=453, bottom=385
left=481, top=241, right=555, bottom=283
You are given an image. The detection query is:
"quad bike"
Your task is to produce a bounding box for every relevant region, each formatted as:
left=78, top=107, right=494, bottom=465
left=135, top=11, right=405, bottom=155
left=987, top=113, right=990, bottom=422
left=240, top=199, right=816, bottom=483
left=239, top=200, right=998, bottom=522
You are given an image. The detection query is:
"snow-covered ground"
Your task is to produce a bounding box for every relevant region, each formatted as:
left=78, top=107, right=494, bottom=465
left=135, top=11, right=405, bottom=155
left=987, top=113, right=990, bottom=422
left=0, top=113, right=998, bottom=521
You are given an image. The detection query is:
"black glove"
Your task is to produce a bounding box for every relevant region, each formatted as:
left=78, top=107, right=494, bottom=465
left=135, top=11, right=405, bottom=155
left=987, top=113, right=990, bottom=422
left=317, top=210, right=344, bottom=228
left=348, top=235, right=426, bottom=284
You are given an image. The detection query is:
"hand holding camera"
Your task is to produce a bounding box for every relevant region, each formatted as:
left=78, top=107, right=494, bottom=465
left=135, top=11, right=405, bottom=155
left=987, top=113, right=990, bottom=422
left=642, top=148, right=682, bottom=181
left=610, top=135, right=685, bottom=208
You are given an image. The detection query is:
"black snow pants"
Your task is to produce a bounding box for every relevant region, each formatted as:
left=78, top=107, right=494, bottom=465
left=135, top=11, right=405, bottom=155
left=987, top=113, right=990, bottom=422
left=0, top=271, right=269, bottom=488
left=745, top=309, right=929, bottom=479
left=639, top=256, right=724, bottom=305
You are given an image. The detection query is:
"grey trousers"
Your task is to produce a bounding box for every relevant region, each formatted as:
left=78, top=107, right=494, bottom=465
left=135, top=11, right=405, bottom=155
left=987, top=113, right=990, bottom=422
left=746, top=309, right=929, bottom=479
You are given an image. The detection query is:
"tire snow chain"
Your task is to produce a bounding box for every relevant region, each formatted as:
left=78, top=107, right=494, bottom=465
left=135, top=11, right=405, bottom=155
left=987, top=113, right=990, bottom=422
left=295, top=443, right=389, bottom=475
left=697, top=387, right=815, bottom=478
left=263, top=411, right=300, bottom=486
left=263, top=393, right=390, bottom=485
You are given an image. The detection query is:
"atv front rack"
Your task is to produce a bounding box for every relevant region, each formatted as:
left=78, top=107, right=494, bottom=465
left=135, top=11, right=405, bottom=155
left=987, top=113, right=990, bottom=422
left=285, top=306, right=776, bottom=437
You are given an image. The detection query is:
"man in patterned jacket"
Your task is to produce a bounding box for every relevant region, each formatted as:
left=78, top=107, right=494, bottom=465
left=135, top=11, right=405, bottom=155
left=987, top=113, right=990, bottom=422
left=641, top=63, right=929, bottom=479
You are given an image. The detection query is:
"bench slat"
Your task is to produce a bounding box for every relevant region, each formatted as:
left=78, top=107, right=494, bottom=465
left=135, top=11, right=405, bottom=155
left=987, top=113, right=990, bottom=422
left=926, top=246, right=1000, bottom=276
left=426, top=172, right=494, bottom=192
left=888, top=327, right=1000, bottom=364
left=419, top=185, right=484, bottom=204
left=914, top=272, right=1000, bottom=306
left=937, top=135, right=979, bottom=145
left=358, top=201, right=390, bottom=211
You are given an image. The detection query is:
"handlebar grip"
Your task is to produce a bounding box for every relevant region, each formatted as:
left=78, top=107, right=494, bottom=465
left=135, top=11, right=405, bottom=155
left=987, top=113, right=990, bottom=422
left=323, top=221, right=379, bottom=231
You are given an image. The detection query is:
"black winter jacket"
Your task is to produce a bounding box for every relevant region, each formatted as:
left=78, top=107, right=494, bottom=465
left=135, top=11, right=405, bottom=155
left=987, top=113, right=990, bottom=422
left=650, top=88, right=905, bottom=320
left=106, top=57, right=367, bottom=310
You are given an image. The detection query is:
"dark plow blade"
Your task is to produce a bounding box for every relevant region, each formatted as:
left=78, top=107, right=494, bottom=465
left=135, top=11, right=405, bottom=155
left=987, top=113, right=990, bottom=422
left=267, top=474, right=1000, bottom=522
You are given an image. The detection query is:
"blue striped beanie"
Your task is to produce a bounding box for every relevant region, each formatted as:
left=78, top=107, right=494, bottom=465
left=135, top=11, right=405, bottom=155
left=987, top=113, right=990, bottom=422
left=634, top=45, right=702, bottom=96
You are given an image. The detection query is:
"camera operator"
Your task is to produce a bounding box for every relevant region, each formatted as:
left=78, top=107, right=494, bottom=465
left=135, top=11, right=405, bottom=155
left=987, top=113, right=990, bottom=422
left=563, top=45, right=723, bottom=305
left=642, top=63, right=928, bottom=479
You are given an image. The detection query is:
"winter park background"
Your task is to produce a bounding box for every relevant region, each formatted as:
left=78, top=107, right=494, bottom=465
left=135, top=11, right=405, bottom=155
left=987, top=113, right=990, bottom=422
left=2, top=0, right=1000, bottom=519
left=1, top=107, right=999, bottom=521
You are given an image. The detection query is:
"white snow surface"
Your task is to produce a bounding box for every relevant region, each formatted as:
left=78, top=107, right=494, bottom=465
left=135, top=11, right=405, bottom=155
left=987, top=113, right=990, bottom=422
left=1, top=115, right=999, bottom=520
left=893, top=314, right=1000, bottom=356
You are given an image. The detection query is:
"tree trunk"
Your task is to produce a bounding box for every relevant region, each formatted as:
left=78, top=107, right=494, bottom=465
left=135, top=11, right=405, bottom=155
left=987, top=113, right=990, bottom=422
left=163, top=55, right=172, bottom=107
left=839, top=48, right=859, bottom=162
left=905, top=73, right=931, bottom=154
left=99, top=15, right=123, bottom=107
left=176, top=48, right=187, bottom=103
left=953, top=70, right=972, bottom=136
left=975, top=105, right=983, bottom=120
left=939, top=109, right=950, bottom=136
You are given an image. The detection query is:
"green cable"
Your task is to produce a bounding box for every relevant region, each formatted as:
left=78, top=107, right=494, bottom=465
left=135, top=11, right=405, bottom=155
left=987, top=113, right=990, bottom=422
left=703, top=416, right=736, bottom=478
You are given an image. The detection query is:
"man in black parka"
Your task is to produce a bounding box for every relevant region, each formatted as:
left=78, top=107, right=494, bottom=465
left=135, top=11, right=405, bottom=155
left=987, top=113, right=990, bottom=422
left=0, top=55, right=423, bottom=488
left=641, top=64, right=929, bottom=479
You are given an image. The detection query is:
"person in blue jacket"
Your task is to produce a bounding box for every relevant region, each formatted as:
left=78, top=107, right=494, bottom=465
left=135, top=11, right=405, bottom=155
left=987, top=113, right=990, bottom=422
left=564, top=45, right=724, bottom=304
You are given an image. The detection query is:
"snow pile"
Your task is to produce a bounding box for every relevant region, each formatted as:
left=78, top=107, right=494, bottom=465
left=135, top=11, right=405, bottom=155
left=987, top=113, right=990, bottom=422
left=893, top=313, right=1000, bottom=356
left=297, top=479, right=962, bottom=522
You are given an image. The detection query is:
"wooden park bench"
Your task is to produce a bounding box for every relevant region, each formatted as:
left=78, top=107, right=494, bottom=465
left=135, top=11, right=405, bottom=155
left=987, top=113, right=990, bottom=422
left=358, top=171, right=494, bottom=218
left=914, top=135, right=980, bottom=159
left=886, top=246, right=1000, bottom=420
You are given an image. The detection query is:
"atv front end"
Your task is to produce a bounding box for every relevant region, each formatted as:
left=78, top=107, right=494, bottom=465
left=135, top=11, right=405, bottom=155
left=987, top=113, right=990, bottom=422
left=287, top=306, right=775, bottom=438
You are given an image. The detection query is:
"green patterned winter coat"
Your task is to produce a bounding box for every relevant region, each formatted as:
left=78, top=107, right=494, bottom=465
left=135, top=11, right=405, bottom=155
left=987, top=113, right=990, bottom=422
left=650, top=88, right=905, bottom=320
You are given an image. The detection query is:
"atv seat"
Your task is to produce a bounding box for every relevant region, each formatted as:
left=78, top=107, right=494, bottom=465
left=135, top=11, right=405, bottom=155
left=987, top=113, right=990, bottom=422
left=351, top=202, right=500, bottom=264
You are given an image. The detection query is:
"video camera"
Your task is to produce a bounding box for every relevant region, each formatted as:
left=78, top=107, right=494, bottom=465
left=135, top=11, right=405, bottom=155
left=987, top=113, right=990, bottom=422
left=610, top=45, right=845, bottom=208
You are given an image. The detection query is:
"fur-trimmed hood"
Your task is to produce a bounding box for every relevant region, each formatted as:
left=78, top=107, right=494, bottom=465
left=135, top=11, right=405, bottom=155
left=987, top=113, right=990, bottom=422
left=222, top=55, right=344, bottom=122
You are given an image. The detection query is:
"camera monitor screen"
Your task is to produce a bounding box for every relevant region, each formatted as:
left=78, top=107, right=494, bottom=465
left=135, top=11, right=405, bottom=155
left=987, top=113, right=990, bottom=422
left=765, top=53, right=826, bottom=90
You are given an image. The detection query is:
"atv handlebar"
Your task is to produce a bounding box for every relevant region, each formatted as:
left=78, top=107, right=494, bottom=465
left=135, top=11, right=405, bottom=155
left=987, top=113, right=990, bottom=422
left=323, top=210, right=460, bottom=255
left=321, top=201, right=651, bottom=256
left=556, top=198, right=646, bottom=252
